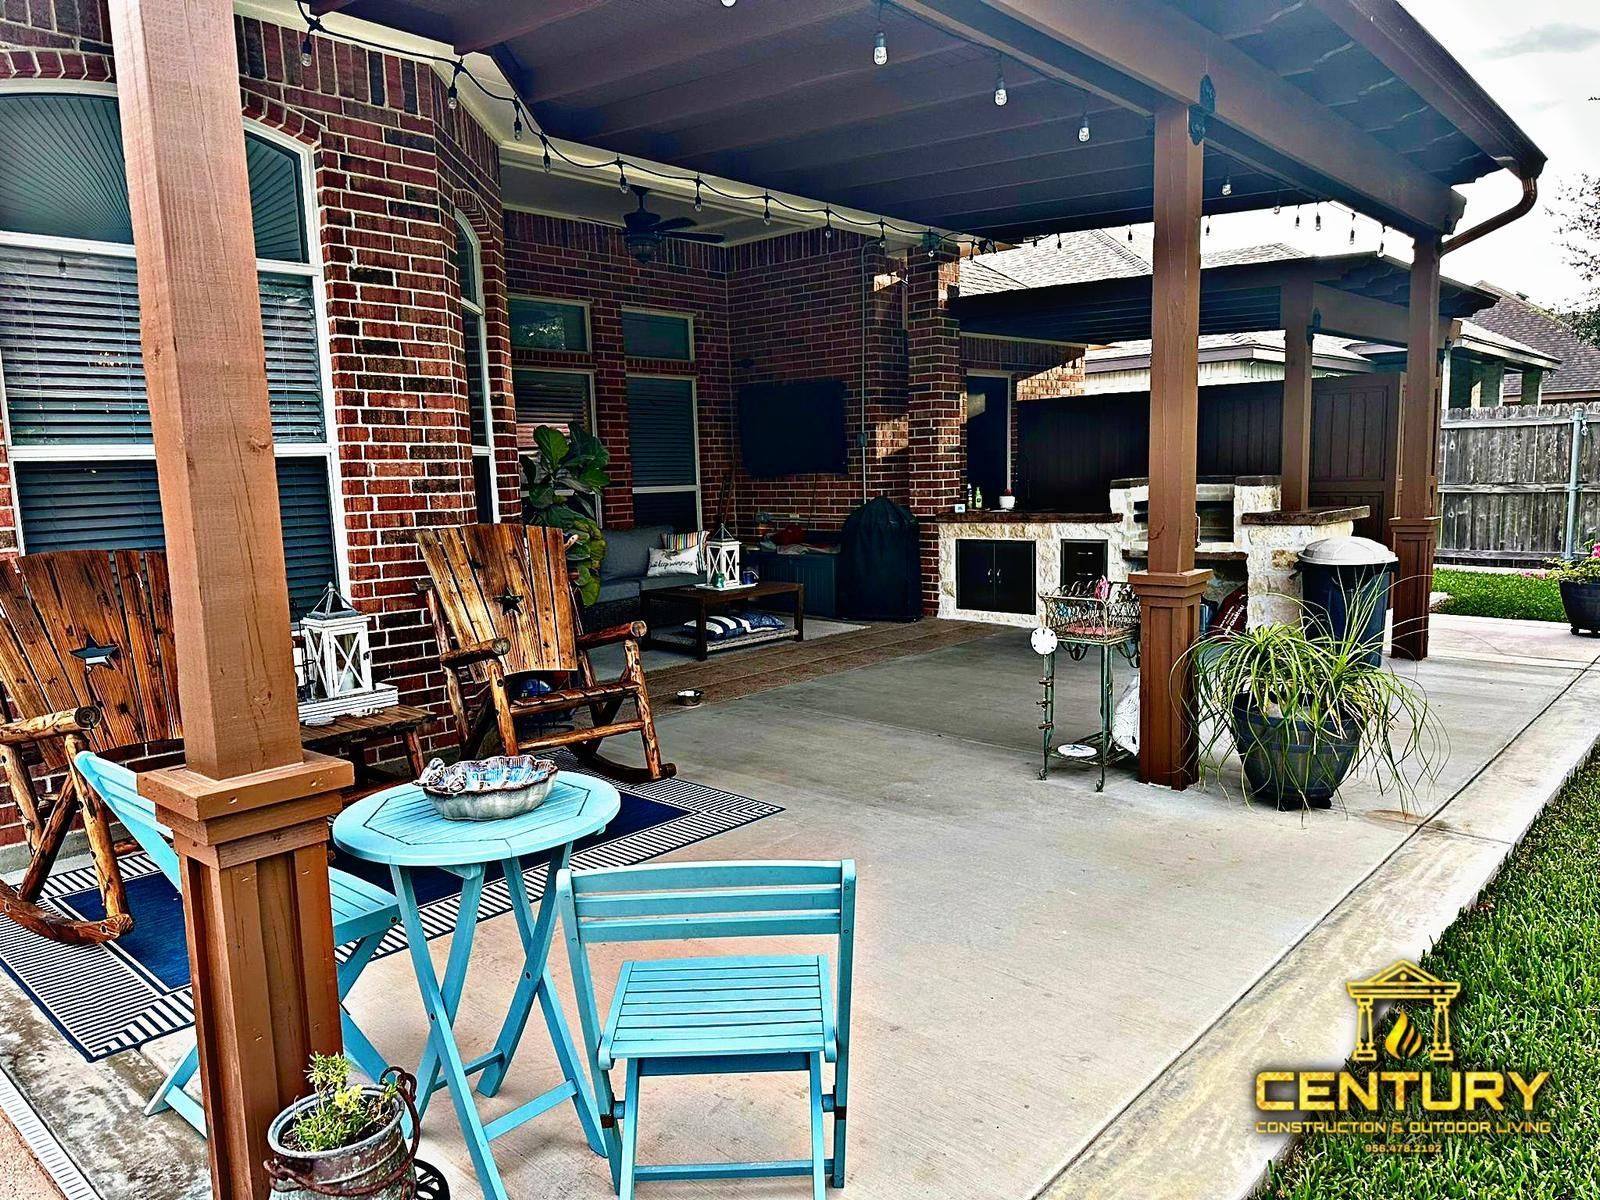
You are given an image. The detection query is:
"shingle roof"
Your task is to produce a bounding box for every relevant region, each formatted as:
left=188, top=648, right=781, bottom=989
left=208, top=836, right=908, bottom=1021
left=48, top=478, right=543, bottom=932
left=958, top=231, right=1309, bottom=296
left=1470, top=288, right=1600, bottom=398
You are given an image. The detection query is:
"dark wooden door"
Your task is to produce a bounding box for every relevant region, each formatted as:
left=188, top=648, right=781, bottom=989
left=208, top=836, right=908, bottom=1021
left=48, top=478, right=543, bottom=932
left=956, top=540, right=994, bottom=611
left=1309, top=373, right=1401, bottom=546
left=989, top=540, right=1036, bottom=613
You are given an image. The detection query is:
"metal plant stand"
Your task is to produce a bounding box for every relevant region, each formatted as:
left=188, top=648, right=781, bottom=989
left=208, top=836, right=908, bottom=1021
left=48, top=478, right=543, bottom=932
left=1036, top=584, right=1141, bottom=791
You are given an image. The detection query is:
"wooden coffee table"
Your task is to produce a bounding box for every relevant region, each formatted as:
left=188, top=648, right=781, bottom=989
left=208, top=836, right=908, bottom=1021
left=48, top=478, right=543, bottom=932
left=641, top=580, right=805, bottom=661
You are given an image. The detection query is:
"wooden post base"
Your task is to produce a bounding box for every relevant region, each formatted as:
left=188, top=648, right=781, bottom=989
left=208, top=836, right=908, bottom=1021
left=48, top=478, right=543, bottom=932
left=1130, top=569, right=1212, bottom=789
left=1390, top=516, right=1440, bottom=661
left=139, top=752, right=354, bottom=1199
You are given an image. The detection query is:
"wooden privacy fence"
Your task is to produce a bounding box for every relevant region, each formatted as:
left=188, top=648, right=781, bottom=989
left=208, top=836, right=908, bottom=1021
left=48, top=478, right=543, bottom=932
left=1438, top=403, right=1599, bottom=563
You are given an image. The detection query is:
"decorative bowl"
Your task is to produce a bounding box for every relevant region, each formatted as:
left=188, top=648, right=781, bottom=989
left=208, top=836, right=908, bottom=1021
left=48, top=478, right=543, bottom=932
left=675, top=689, right=704, bottom=707
left=417, top=755, right=559, bottom=821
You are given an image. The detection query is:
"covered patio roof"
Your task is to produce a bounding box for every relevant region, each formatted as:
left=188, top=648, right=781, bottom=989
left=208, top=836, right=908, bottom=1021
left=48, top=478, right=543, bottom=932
left=950, top=251, right=1499, bottom=345
left=310, top=0, right=1543, bottom=240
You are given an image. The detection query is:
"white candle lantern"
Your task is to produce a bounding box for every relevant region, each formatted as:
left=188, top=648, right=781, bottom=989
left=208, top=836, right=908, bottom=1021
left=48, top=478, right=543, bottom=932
left=704, top=523, right=741, bottom=589
left=301, top=583, right=373, bottom=699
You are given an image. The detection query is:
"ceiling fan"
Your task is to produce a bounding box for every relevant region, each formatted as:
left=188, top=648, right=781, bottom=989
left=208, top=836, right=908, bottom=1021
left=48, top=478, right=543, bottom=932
left=619, top=186, right=725, bottom=263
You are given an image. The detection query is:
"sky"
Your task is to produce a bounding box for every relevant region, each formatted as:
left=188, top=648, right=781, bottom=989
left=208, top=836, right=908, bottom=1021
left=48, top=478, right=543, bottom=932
left=1201, top=0, right=1599, bottom=309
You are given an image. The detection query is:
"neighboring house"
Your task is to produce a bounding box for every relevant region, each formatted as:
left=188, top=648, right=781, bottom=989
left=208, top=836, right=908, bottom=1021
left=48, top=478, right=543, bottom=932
left=1469, top=286, right=1600, bottom=404
left=966, top=232, right=1554, bottom=400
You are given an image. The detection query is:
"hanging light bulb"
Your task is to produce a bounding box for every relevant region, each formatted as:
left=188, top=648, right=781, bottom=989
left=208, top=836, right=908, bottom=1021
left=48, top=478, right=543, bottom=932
left=540, top=134, right=552, bottom=172
left=1274, top=198, right=1282, bottom=215
left=1127, top=226, right=1133, bottom=243
left=1056, top=232, right=1062, bottom=249
left=512, top=105, right=524, bottom=141
left=447, top=60, right=462, bottom=112
left=694, top=178, right=703, bottom=212
left=1314, top=205, right=1322, bottom=232
left=618, top=161, right=629, bottom=193
left=1221, top=171, right=1233, bottom=197
left=1294, top=205, right=1302, bottom=229
left=300, top=32, right=314, bottom=68
left=824, top=209, right=834, bottom=239
left=1378, top=225, right=1387, bottom=254
left=993, top=53, right=1007, bottom=106
left=1204, top=216, right=1212, bottom=236
left=878, top=221, right=889, bottom=253
left=873, top=3, right=887, bottom=65
left=1077, top=95, right=1091, bottom=143
left=763, top=194, right=772, bottom=226
left=1349, top=210, right=1357, bottom=245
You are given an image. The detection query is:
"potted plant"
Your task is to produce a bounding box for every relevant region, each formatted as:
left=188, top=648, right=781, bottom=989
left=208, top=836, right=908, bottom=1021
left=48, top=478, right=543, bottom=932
left=1183, top=592, right=1441, bottom=811
left=520, top=425, right=611, bottom=606
left=265, top=1056, right=417, bottom=1200
left=998, top=487, right=1016, bottom=511
left=1547, top=541, right=1600, bottom=636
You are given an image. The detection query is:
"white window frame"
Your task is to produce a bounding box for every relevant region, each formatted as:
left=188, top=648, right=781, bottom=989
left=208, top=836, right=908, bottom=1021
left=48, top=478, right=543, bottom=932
left=509, top=292, right=592, bottom=354
left=455, top=212, right=499, bottom=522
left=0, top=81, right=350, bottom=597
left=621, top=305, right=696, bottom=363
left=626, top=372, right=702, bottom=530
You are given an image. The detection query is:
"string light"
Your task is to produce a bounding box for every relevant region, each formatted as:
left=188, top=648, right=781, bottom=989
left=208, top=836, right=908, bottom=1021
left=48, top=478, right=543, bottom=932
left=1221, top=166, right=1232, bottom=197
left=1273, top=197, right=1281, bottom=215
left=446, top=59, right=462, bottom=111
left=877, top=220, right=888, bottom=252
left=1314, top=204, right=1322, bottom=232
left=824, top=208, right=835, bottom=239
left=618, top=159, right=629, bottom=193
left=299, top=18, right=320, bottom=68
left=762, top=194, right=772, bottom=226
left=1349, top=209, right=1357, bottom=245
left=694, top=178, right=703, bottom=211
left=1378, top=224, right=1387, bottom=254
left=1077, top=94, right=1091, bottom=143
left=512, top=103, right=524, bottom=141
left=1127, top=226, right=1133, bottom=243
left=1056, top=232, right=1062, bottom=249
left=1204, top=216, right=1212, bottom=237
left=540, top=133, right=551, bottom=172
left=1295, top=205, right=1302, bottom=228
left=993, top=54, right=1007, bottom=107
left=873, top=2, right=888, bottom=66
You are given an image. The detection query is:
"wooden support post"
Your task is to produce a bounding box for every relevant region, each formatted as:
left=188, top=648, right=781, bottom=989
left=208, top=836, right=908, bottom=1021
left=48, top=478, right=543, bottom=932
left=1391, top=234, right=1443, bottom=661
left=108, top=1, right=350, bottom=1196
left=1131, top=100, right=1211, bottom=789
left=1279, top=281, right=1315, bottom=512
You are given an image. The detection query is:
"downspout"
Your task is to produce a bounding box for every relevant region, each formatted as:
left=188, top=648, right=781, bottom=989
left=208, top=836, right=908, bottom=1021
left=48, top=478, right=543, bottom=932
left=1439, top=174, right=1537, bottom=257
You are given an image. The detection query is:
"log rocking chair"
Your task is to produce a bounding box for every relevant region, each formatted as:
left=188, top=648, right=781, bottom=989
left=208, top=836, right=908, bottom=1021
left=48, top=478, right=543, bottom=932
left=418, top=523, right=675, bottom=782
left=0, top=549, right=184, bottom=944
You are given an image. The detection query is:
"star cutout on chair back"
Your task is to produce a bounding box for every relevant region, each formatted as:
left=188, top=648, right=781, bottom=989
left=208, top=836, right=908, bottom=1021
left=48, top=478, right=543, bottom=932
left=496, top=591, right=524, bottom=615
left=71, top=636, right=120, bottom=671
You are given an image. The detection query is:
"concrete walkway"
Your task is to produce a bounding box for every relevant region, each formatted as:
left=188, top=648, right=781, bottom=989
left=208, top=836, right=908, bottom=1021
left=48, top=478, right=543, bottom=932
left=2, top=614, right=1595, bottom=1200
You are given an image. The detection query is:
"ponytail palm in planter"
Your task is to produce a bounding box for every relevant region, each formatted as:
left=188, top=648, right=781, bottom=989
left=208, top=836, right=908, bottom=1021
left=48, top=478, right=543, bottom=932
left=521, top=425, right=611, bottom=606
left=1183, top=596, right=1442, bottom=811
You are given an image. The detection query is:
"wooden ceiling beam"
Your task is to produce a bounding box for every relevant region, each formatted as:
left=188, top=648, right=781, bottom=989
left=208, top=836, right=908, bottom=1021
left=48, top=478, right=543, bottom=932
left=1305, top=0, right=1544, bottom=176
left=515, top=0, right=857, bottom=106
left=894, top=0, right=1463, bottom=232
left=647, top=50, right=1000, bottom=160
left=566, top=22, right=961, bottom=142
left=452, top=0, right=611, bottom=56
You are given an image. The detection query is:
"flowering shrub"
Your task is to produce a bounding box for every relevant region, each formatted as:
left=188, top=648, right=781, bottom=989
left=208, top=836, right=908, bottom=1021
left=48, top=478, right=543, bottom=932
left=1546, top=541, right=1600, bottom=584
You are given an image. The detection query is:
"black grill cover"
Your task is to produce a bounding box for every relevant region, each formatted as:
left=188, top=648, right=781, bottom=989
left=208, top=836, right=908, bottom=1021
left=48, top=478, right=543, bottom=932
left=839, top=497, right=922, bottom=621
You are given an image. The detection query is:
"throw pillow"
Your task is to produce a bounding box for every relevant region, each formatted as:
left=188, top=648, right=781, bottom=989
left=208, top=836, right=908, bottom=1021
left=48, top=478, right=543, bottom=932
left=646, top=545, right=701, bottom=577
left=661, top=530, right=703, bottom=553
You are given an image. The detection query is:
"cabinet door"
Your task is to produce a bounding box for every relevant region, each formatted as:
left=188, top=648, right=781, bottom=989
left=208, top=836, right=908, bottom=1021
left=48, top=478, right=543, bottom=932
left=989, top=540, right=1037, bottom=614
left=1060, top=539, right=1109, bottom=590
left=955, top=540, right=994, bottom=611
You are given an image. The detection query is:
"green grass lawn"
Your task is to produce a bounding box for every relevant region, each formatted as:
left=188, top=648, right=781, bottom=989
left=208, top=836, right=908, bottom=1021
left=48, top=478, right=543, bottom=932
left=1258, top=758, right=1600, bottom=1198
left=1433, top=567, right=1566, bottom=623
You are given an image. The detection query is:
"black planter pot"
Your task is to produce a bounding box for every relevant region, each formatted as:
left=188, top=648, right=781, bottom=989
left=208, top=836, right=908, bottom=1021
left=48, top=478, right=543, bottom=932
left=1230, top=699, right=1362, bottom=810
left=1559, top=580, right=1600, bottom=637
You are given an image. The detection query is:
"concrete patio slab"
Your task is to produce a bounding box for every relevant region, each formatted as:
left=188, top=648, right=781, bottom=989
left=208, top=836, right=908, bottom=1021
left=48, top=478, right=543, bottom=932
left=1, top=613, right=1593, bottom=1200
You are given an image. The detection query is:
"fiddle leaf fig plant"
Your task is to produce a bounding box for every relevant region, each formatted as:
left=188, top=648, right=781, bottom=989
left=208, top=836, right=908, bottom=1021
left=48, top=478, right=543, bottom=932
left=521, top=425, right=611, bottom=606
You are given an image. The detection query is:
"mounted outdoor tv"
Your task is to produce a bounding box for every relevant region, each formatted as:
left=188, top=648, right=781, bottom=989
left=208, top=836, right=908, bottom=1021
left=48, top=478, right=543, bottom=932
left=737, top=380, right=849, bottom=478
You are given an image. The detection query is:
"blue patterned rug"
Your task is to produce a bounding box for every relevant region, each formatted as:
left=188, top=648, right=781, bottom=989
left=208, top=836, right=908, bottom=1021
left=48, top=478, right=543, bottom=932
left=0, top=758, right=781, bottom=1061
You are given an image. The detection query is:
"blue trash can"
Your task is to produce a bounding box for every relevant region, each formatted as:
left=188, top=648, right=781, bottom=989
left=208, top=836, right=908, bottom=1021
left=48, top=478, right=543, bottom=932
left=1297, top=536, right=1397, bottom=667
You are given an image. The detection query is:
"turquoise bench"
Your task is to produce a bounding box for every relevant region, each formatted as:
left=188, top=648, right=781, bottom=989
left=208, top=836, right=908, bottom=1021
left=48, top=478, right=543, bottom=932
left=74, top=752, right=399, bottom=1135
left=557, top=859, right=856, bottom=1199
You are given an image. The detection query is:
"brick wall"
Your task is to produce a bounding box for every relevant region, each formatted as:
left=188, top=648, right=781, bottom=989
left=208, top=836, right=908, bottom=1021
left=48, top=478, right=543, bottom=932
left=906, top=254, right=967, bottom=613
left=0, top=5, right=505, bottom=846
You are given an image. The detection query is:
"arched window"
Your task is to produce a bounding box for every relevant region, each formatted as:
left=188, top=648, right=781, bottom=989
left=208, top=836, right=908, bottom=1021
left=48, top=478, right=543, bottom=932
left=0, top=90, right=339, bottom=615
left=452, top=214, right=497, bottom=521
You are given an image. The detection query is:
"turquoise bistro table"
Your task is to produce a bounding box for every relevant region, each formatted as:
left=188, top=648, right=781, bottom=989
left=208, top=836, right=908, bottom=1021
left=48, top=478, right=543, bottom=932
left=333, top=774, right=621, bottom=1200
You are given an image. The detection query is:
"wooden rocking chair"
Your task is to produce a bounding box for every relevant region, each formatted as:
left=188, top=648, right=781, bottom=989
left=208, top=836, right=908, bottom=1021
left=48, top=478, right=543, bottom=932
left=417, top=524, right=675, bottom=782
left=0, top=549, right=184, bottom=944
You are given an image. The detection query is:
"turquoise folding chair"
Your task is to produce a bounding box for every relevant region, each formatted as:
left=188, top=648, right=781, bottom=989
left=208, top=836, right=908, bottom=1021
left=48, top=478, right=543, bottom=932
left=557, top=859, right=856, bottom=1200
left=73, top=752, right=400, bottom=1135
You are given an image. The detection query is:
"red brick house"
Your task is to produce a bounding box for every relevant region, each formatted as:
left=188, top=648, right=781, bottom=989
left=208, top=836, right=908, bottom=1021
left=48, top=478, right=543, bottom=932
left=0, top=2, right=1083, bottom=846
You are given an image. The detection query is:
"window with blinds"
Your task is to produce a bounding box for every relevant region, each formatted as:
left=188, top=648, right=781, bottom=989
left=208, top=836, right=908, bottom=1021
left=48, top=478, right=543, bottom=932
left=626, top=375, right=699, bottom=531
left=515, top=370, right=592, bottom=448
left=622, top=310, right=693, bottom=361
left=0, top=92, right=340, bottom=617
left=456, top=216, right=496, bottom=519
